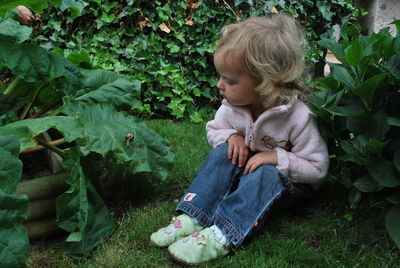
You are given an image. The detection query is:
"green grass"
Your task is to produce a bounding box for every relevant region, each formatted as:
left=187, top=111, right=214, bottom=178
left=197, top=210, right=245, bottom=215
left=28, top=120, right=400, bottom=268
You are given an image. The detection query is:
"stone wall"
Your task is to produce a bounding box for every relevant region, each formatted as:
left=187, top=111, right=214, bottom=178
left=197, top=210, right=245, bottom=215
left=357, top=0, right=400, bottom=35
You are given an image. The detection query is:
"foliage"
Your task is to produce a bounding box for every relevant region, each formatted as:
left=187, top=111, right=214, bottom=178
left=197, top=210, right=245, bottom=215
left=0, top=0, right=87, bottom=17
left=309, top=21, right=400, bottom=247
left=0, top=133, right=29, bottom=268
left=26, top=120, right=400, bottom=267
left=0, top=13, right=174, bottom=267
left=29, top=0, right=358, bottom=121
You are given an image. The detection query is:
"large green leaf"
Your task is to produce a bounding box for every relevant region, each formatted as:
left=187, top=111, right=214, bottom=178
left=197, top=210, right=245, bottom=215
left=0, top=34, right=83, bottom=93
left=385, top=205, right=400, bottom=247
left=366, top=159, right=400, bottom=188
left=394, top=149, right=400, bottom=173
left=352, top=73, right=387, bottom=109
left=325, top=103, right=364, bottom=117
left=1, top=116, right=82, bottom=151
left=0, top=191, right=29, bottom=268
left=62, top=102, right=174, bottom=181
left=0, top=14, right=32, bottom=43
left=318, top=39, right=346, bottom=63
left=386, top=191, right=400, bottom=205
left=56, top=148, right=89, bottom=237
left=74, top=69, right=142, bottom=111
left=340, top=140, right=371, bottom=165
left=345, top=39, right=365, bottom=66
left=0, top=133, right=29, bottom=268
left=56, top=147, right=116, bottom=256
left=60, top=0, right=88, bottom=18
left=353, top=174, right=382, bottom=193
left=330, top=64, right=356, bottom=89
left=0, top=0, right=56, bottom=16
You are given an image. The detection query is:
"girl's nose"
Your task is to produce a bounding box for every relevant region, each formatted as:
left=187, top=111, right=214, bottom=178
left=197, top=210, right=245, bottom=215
left=216, top=77, right=224, bottom=89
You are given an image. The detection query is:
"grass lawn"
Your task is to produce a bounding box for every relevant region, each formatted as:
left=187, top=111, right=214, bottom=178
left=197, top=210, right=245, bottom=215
left=28, top=120, right=400, bottom=267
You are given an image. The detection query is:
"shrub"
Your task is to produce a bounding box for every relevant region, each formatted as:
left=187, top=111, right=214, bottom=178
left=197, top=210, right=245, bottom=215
left=309, top=21, right=400, bottom=247
left=29, top=0, right=357, bottom=121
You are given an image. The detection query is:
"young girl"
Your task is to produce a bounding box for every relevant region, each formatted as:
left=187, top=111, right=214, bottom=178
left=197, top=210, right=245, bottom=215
left=150, top=14, right=329, bottom=265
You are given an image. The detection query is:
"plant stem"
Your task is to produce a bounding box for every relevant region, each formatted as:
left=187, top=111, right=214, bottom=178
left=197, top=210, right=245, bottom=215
left=36, top=137, right=67, bottom=158
left=29, top=102, right=60, bottom=119
left=19, top=83, right=45, bottom=120
left=20, top=138, right=65, bottom=155
left=3, top=77, right=21, bottom=95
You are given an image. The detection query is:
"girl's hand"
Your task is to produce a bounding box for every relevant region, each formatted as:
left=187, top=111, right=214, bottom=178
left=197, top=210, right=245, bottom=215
left=15, top=6, right=35, bottom=25
left=227, top=134, right=249, bottom=168
left=244, top=151, right=278, bottom=175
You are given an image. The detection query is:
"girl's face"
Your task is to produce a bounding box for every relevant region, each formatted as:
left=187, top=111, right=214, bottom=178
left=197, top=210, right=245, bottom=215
left=214, top=51, right=261, bottom=108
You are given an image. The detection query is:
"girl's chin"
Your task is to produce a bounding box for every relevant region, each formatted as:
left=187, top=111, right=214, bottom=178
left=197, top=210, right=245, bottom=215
left=224, top=99, right=246, bottom=107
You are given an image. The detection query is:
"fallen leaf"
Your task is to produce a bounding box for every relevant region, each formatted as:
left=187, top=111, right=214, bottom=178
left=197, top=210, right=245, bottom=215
left=159, top=23, right=171, bottom=33
left=185, top=19, right=195, bottom=26
left=138, top=15, right=148, bottom=29
left=271, top=6, right=279, bottom=14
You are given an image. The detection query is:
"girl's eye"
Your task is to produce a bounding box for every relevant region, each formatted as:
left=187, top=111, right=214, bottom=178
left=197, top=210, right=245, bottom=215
left=224, top=78, right=236, bottom=85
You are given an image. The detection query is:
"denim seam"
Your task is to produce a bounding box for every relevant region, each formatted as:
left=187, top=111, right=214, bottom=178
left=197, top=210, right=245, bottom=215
left=215, top=212, right=244, bottom=246
left=176, top=201, right=214, bottom=227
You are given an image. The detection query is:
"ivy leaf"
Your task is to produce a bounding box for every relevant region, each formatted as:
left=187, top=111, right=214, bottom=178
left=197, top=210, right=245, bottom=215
left=60, top=0, right=88, bottom=18
left=385, top=205, right=400, bottom=247
left=234, top=0, right=253, bottom=6
left=317, top=0, right=333, bottom=21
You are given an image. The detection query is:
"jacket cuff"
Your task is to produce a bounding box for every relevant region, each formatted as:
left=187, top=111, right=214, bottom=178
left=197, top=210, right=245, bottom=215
left=276, top=147, right=289, bottom=177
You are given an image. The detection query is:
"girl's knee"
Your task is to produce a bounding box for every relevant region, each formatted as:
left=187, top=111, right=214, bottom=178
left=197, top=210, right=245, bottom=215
left=210, top=143, right=229, bottom=159
left=258, top=164, right=279, bottom=177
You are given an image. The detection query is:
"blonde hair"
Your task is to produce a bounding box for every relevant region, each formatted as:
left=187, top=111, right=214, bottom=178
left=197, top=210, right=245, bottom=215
left=216, top=14, right=308, bottom=109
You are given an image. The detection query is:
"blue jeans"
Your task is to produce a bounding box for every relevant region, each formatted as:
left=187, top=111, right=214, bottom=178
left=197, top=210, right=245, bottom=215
left=176, top=143, right=313, bottom=247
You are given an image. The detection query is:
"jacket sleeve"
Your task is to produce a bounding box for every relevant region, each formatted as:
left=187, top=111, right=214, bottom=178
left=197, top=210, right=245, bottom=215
left=276, top=114, right=329, bottom=185
left=206, top=105, right=238, bottom=148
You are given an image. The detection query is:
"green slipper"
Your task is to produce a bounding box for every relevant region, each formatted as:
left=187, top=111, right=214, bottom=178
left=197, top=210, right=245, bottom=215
left=150, top=214, right=204, bottom=247
left=168, top=227, right=230, bottom=265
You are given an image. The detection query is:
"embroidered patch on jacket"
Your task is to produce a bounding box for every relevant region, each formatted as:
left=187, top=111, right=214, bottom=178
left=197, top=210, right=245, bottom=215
left=184, top=193, right=197, bottom=201
left=262, top=135, right=292, bottom=151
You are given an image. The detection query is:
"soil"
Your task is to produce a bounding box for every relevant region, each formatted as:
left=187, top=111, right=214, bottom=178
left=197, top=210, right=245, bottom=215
left=20, top=150, right=53, bottom=181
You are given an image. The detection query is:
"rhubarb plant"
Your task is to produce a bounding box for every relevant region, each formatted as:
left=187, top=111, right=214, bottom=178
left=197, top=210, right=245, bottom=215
left=0, top=11, right=174, bottom=267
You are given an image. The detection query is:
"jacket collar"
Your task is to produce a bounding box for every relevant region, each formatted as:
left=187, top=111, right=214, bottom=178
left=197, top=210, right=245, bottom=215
left=221, top=93, right=298, bottom=119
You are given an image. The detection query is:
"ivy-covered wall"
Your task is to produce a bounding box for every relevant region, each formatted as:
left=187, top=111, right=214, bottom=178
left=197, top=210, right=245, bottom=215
left=34, top=0, right=358, bottom=121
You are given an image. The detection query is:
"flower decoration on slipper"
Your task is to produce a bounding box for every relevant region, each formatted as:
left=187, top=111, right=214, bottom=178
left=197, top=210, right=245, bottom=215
left=192, top=232, right=199, bottom=237
left=173, top=220, right=182, bottom=228
left=196, top=235, right=207, bottom=245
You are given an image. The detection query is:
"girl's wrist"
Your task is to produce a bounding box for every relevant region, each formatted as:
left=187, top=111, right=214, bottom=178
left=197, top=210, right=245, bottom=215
left=227, top=133, right=240, bottom=143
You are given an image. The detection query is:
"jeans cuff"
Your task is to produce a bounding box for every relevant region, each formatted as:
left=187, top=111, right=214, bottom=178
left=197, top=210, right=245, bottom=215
left=214, top=212, right=244, bottom=247
left=176, top=201, right=214, bottom=227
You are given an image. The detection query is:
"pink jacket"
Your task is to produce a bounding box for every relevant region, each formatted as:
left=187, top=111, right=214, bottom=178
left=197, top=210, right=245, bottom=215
left=206, top=97, right=329, bottom=185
